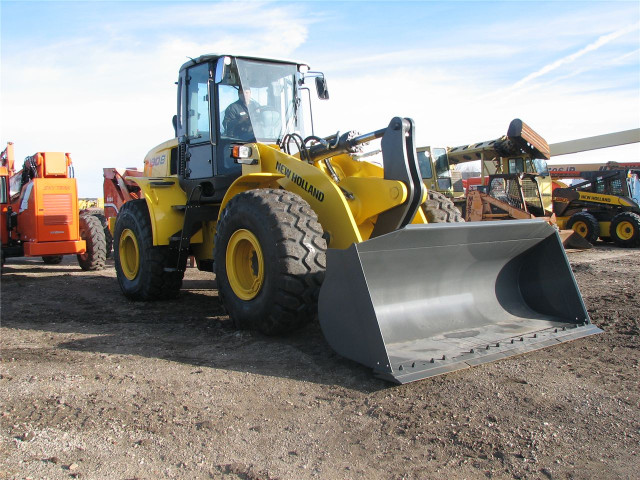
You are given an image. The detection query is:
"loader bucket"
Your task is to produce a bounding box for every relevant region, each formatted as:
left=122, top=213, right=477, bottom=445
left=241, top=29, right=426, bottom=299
left=318, top=220, right=602, bottom=384
left=558, top=229, right=593, bottom=250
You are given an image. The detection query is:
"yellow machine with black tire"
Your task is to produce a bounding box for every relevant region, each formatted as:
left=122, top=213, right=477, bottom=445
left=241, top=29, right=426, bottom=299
left=553, top=170, right=640, bottom=247
left=112, top=55, right=601, bottom=384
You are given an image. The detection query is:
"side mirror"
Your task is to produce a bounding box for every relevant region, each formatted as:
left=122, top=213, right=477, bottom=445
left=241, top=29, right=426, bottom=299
left=315, top=76, right=329, bottom=100
left=172, top=115, right=178, bottom=137
left=215, top=56, right=231, bottom=83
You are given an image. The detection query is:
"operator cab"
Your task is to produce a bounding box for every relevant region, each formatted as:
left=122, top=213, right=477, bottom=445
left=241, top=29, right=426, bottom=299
left=507, top=157, right=549, bottom=177
left=174, top=55, right=322, bottom=203
left=417, top=147, right=453, bottom=190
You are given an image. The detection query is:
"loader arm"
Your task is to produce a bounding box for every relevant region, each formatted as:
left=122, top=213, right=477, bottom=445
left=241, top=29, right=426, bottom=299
left=219, top=117, right=426, bottom=249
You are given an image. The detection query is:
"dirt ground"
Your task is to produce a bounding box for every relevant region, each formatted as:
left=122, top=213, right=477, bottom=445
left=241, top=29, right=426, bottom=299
left=0, top=244, right=638, bottom=480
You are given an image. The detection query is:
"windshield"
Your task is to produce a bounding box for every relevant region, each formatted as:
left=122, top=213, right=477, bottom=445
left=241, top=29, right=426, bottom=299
left=219, top=58, right=300, bottom=143
left=433, top=148, right=450, bottom=178
left=533, top=158, right=549, bottom=176
left=9, top=171, right=22, bottom=198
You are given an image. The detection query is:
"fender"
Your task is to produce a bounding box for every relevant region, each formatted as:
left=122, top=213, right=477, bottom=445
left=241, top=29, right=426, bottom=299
left=125, top=176, right=203, bottom=246
left=219, top=144, right=411, bottom=249
left=220, top=144, right=363, bottom=249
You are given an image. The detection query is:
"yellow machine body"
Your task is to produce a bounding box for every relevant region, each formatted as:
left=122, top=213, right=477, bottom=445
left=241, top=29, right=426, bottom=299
left=126, top=141, right=424, bottom=252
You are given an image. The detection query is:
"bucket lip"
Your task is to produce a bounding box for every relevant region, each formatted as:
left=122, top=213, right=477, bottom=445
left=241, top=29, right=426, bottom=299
left=404, top=218, right=554, bottom=231
left=376, top=323, right=603, bottom=384
left=348, top=219, right=557, bottom=253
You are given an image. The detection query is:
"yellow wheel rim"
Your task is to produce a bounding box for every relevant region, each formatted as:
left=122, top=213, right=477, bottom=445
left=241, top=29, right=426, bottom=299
left=226, top=229, right=264, bottom=301
left=119, top=229, right=140, bottom=281
left=616, top=221, right=634, bottom=241
left=572, top=221, right=589, bottom=238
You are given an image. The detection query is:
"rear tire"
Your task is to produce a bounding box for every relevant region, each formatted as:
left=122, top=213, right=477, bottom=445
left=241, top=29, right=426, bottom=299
left=77, top=214, right=107, bottom=271
left=91, top=213, right=113, bottom=258
left=214, top=189, right=326, bottom=335
left=114, top=199, right=184, bottom=300
left=610, top=211, right=640, bottom=248
left=567, top=212, right=600, bottom=244
left=42, top=255, right=63, bottom=265
left=422, top=190, right=465, bottom=223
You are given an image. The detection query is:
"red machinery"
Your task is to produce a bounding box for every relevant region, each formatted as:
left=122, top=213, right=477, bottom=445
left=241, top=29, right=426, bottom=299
left=98, top=167, right=145, bottom=255
left=1, top=142, right=106, bottom=269
left=103, top=167, right=144, bottom=224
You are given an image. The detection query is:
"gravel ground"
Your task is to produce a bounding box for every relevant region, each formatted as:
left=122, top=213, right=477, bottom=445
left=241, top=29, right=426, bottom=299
left=0, top=244, right=638, bottom=480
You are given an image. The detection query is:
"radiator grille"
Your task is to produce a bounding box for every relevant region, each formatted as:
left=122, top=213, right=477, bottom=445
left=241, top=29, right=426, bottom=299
left=43, top=194, right=73, bottom=225
left=521, top=178, right=543, bottom=210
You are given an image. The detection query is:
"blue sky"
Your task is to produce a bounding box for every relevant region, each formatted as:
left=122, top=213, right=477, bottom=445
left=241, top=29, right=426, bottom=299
left=2, top=0, right=639, bottom=196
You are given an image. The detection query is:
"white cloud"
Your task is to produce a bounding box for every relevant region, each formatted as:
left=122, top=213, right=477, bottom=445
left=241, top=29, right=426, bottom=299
left=508, top=22, right=640, bottom=92
left=0, top=2, right=313, bottom=196
left=1, top=1, right=638, bottom=198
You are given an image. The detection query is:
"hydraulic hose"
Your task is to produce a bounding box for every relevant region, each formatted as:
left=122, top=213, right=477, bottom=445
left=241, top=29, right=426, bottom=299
left=306, top=127, right=387, bottom=162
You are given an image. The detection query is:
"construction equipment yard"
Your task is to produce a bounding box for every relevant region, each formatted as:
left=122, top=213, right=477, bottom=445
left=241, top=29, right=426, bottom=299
left=0, top=245, right=637, bottom=480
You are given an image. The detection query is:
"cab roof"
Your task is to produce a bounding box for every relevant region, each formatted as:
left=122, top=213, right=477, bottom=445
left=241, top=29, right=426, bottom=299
left=179, top=54, right=308, bottom=73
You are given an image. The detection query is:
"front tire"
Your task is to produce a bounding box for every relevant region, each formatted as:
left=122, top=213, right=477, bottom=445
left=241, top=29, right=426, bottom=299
left=77, top=213, right=107, bottom=271
left=422, top=190, right=465, bottom=223
left=610, top=211, right=640, bottom=248
left=214, top=189, right=326, bottom=335
left=114, top=199, right=184, bottom=300
left=567, top=212, right=600, bottom=244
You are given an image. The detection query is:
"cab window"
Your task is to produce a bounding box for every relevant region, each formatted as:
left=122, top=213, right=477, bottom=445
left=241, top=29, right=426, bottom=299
left=0, top=177, right=7, bottom=203
left=186, top=63, right=211, bottom=142
left=417, top=151, right=433, bottom=179
left=533, top=158, right=549, bottom=176
left=509, top=158, right=524, bottom=174
left=433, top=148, right=450, bottom=178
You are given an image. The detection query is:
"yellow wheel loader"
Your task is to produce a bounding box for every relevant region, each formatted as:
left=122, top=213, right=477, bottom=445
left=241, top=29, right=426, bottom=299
left=113, top=55, right=601, bottom=384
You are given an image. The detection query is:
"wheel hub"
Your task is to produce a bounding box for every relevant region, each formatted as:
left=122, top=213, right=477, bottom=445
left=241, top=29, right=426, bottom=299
left=573, top=221, right=588, bottom=237
left=226, top=229, right=264, bottom=301
left=120, top=229, right=140, bottom=280
left=616, top=221, right=634, bottom=241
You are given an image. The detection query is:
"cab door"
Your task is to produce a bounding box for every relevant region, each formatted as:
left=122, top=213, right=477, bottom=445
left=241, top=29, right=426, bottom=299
left=184, top=62, right=214, bottom=179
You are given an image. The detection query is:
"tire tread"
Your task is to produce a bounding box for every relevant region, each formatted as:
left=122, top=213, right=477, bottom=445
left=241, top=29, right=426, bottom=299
left=78, top=213, right=107, bottom=271
left=423, top=190, right=465, bottom=223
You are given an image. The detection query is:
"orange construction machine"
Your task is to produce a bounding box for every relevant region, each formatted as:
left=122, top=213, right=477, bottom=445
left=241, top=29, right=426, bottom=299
left=103, top=167, right=144, bottom=223
left=1, top=142, right=106, bottom=269
left=100, top=167, right=145, bottom=256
